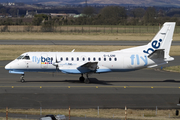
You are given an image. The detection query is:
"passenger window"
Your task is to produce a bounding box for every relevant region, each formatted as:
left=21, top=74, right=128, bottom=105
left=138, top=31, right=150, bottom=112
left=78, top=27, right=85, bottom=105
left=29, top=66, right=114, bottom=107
left=104, top=58, right=106, bottom=61
left=82, top=57, right=85, bottom=61
left=72, top=57, right=74, bottom=61
left=109, top=58, right=111, bottom=61
left=88, top=57, right=90, bottom=61
left=66, top=57, right=68, bottom=61
left=93, top=57, right=96, bottom=61
left=99, top=58, right=101, bottom=61
left=114, top=58, right=117, bottom=61
left=77, top=57, right=79, bottom=61
left=60, top=57, right=63, bottom=61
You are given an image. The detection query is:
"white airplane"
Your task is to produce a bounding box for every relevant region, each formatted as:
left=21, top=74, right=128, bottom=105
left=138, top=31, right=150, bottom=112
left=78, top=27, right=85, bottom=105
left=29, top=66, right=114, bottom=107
left=5, top=22, right=175, bottom=83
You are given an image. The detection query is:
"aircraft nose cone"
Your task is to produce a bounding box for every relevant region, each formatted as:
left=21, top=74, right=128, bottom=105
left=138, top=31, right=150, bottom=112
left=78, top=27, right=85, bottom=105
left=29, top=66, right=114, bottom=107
left=5, top=63, right=11, bottom=70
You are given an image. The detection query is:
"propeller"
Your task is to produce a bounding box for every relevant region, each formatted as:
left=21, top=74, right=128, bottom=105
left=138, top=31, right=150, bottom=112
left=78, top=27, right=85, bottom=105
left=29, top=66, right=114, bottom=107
left=52, top=55, right=60, bottom=76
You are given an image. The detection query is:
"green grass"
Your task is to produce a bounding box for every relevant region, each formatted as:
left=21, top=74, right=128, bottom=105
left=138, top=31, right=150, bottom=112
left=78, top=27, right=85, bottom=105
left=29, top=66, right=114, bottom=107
left=0, top=108, right=178, bottom=120
left=163, top=66, right=180, bottom=73
left=1, top=25, right=180, bottom=40
left=0, top=117, right=34, bottom=120
left=0, top=32, right=180, bottom=41
left=1, top=25, right=180, bottom=39
left=8, top=24, right=179, bottom=33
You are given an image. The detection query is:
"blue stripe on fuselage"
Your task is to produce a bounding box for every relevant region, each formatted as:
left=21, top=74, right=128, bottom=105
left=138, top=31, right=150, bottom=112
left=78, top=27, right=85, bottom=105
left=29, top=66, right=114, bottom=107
left=6, top=68, right=138, bottom=74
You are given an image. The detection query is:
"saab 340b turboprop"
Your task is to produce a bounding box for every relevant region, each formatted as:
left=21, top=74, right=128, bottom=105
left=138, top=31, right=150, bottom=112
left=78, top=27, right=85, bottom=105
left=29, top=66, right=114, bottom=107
left=5, top=22, right=176, bottom=83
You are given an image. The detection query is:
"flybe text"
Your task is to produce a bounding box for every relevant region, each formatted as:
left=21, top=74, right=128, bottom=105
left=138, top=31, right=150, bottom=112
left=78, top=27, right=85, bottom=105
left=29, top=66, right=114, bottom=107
left=130, top=55, right=148, bottom=66
left=143, top=39, right=162, bottom=54
left=32, top=56, right=53, bottom=64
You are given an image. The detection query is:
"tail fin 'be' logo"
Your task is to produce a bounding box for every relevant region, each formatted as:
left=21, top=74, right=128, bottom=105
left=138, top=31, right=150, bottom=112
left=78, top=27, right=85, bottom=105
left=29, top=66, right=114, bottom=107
left=143, top=39, right=162, bottom=54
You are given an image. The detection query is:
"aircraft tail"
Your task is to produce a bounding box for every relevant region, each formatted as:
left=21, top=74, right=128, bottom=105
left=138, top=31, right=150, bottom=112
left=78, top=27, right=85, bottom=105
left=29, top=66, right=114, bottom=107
left=143, top=22, right=176, bottom=60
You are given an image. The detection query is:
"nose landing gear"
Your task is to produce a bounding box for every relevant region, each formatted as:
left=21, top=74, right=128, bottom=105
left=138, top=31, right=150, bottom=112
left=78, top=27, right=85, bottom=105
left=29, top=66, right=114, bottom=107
left=20, top=74, right=25, bottom=83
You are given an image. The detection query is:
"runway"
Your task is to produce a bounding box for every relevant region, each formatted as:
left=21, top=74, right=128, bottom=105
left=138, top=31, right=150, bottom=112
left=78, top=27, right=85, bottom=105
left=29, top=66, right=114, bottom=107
left=0, top=56, right=180, bottom=109
left=0, top=40, right=180, bottom=46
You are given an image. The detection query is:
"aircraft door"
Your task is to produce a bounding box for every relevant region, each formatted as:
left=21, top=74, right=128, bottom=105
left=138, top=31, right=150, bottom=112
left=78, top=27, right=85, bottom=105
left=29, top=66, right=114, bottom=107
left=41, top=53, right=48, bottom=69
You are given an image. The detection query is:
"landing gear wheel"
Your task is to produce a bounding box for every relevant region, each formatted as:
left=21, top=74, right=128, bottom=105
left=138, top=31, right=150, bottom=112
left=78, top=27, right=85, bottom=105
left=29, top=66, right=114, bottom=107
left=21, top=79, right=25, bottom=83
left=176, top=109, right=179, bottom=116
left=20, top=74, right=25, bottom=83
left=79, top=76, right=85, bottom=82
left=85, top=78, right=90, bottom=84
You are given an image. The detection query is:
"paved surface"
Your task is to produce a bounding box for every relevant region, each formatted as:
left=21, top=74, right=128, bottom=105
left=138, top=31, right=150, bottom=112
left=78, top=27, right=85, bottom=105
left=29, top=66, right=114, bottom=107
left=0, top=40, right=180, bottom=46
left=0, top=56, right=180, bottom=110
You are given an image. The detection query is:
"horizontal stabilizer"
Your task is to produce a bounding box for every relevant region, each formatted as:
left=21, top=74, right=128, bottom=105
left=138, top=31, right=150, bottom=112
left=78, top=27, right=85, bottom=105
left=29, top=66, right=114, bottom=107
left=165, top=57, right=174, bottom=62
left=148, top=49, right=164, bottom=59
left=147, top=62, right=168, bottom=68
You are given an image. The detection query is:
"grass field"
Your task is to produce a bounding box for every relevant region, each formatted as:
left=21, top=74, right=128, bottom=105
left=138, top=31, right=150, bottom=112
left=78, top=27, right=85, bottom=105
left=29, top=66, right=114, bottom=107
left=0, top=117, right=33, bottom=120
left=1, top=24, right=180, bottom=41
left=1, top=45, right=180, bottom=60
left=2, top=25, right=180, bottom=33
left=0, top=108, right=179, bottom=120
left=163, top=66, right=180, bottom=73
left=1, top=32, right=180, bottom=41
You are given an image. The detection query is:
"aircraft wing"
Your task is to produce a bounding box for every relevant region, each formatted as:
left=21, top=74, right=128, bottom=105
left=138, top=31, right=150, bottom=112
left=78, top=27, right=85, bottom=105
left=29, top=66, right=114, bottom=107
left=58, top=61, right=98, bottom=74
left=78, top=62, right=98, bottom=71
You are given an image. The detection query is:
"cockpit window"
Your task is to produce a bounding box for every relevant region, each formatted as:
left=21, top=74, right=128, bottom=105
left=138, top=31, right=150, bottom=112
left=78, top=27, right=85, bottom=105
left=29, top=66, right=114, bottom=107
left=22, top=56, right=30, bottom=60
left=16, top=55, right=24, bottom=60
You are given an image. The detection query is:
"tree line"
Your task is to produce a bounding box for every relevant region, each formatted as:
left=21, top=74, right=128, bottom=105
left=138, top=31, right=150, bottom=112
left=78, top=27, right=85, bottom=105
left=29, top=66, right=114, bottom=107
left=0, top=5, right=180, bottom=28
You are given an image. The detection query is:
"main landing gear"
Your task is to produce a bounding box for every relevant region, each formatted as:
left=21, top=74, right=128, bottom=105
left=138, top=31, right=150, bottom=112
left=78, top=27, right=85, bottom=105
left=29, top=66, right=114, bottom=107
left=79, top=74, right=90, bottom=84
left=20, top=74, right=25, bottom=83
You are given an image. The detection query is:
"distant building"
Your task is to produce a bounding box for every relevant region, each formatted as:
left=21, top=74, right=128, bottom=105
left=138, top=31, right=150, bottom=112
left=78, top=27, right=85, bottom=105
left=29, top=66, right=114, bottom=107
left=8, top=2, right=15, bottom=6
left=74, top=14, right=86, bottom=18
left=1, top=2, right=15, bottom=6
left=24, top=10, right=37, bottom=18
left=50, top=13, right=67, bottom=18
left=0, top=13, right=11, bottom=18
left=24, top=10, right=77, bottom=18
left=68, top=13, right=77, bottom=17
left=0, top=15, right=4, bottom=18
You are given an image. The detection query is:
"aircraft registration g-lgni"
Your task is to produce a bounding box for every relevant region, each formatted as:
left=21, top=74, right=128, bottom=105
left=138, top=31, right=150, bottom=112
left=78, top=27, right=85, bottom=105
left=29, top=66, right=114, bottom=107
left=5, top=22, right=176, bottom=83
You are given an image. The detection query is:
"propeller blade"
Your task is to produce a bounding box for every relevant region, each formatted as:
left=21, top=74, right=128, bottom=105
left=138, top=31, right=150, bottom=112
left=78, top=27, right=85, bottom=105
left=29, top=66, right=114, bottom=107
left=55, top=55, right=57, bottom=72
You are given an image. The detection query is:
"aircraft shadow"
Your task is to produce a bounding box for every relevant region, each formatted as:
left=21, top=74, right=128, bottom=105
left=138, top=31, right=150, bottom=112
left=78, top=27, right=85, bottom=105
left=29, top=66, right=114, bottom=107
left=22, top=79, right=180, bottom=85
left=24, top=78, right=112, bottom=85
left=100, top=79, right=180, bottom=83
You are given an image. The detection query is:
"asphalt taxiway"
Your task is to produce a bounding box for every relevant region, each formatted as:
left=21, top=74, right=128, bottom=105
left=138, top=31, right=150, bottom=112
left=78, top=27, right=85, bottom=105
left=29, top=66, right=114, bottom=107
left=0, top=56, right=180, bottom=109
